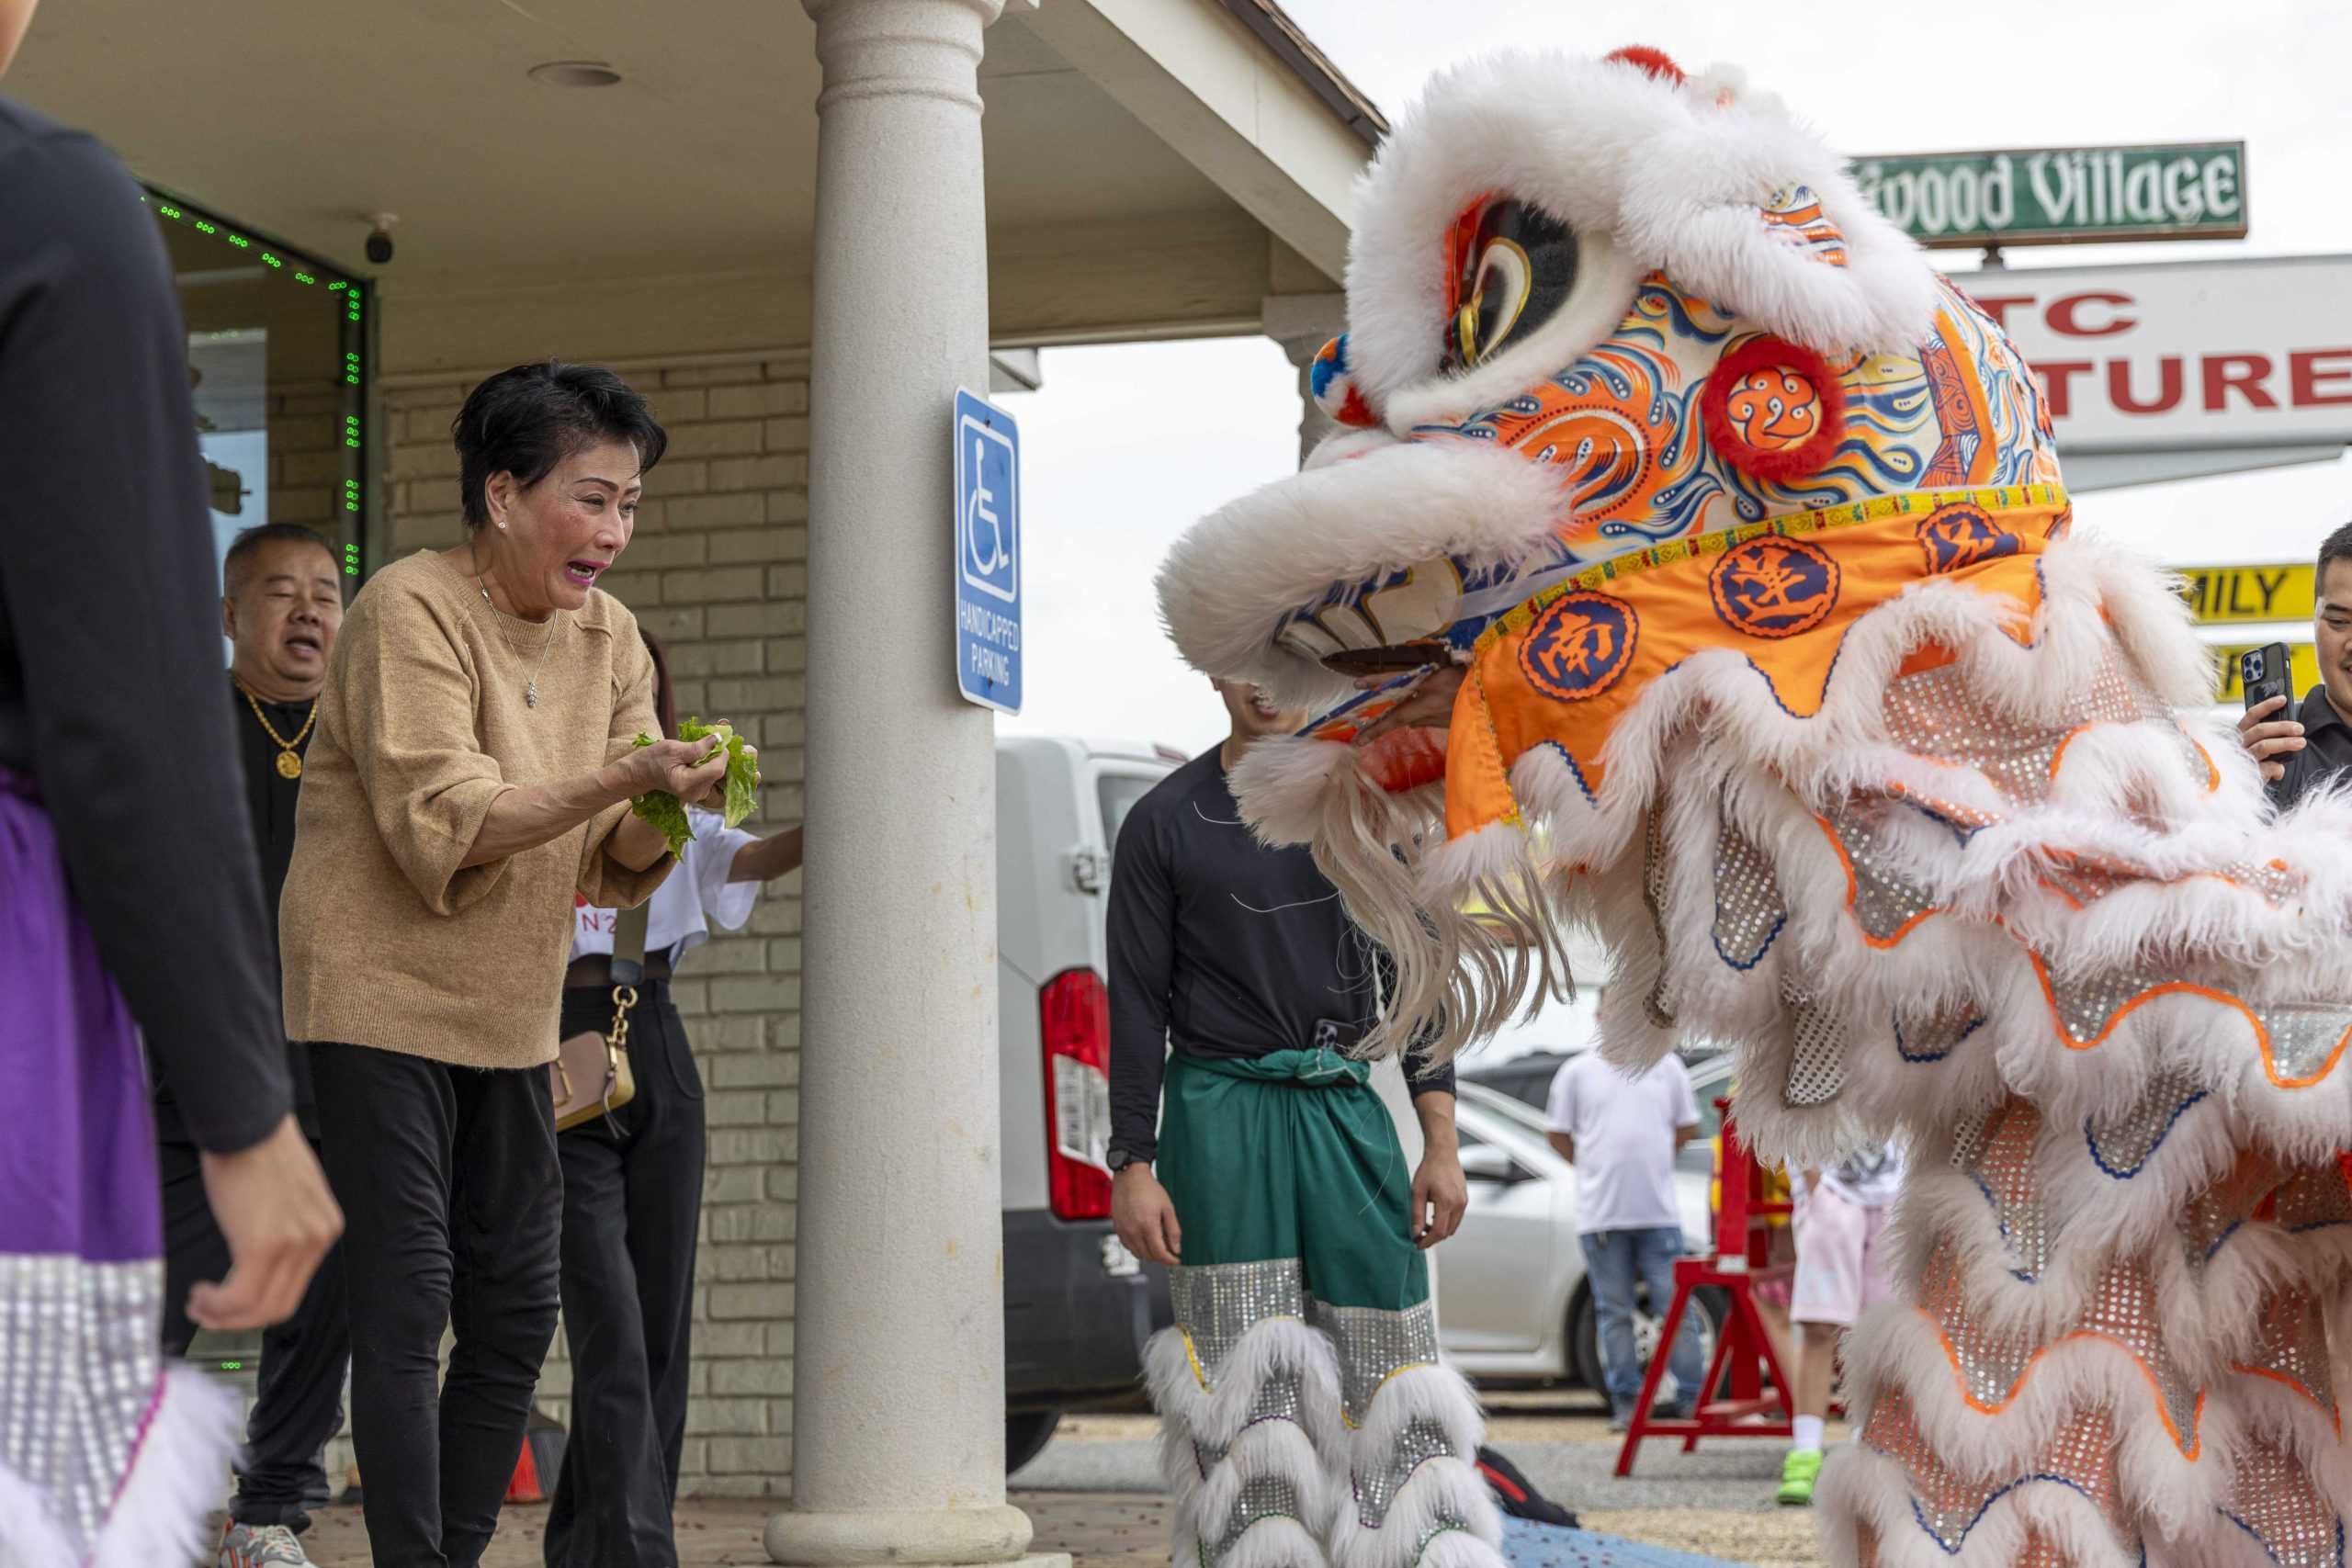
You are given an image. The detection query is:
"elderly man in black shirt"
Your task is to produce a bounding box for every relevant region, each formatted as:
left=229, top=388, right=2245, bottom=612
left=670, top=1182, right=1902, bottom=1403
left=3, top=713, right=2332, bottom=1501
left=153, top=523, right=352, bottom=1567
left=2237, top=520, right=2352, bottom=807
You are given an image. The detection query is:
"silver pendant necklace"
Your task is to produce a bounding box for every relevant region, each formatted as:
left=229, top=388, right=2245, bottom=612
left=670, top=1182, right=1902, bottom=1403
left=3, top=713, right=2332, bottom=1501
left=472, top=540, right=560, bottom=706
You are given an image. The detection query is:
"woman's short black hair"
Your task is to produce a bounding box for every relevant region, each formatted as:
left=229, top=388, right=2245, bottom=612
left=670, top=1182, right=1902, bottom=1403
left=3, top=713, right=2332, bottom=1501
left=451, top=361, right=669, bottom=531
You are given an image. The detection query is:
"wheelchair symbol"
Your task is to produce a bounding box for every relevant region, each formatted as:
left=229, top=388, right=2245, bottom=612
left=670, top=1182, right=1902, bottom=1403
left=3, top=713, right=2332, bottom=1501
left=966, top=434, right=1010, bottom=579
left=958, top=415, right=1018, bottom=604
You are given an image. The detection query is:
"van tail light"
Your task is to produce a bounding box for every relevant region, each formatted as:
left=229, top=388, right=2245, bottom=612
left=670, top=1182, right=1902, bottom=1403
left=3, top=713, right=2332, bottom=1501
left=1041, top=966, right=1114, bottom=1221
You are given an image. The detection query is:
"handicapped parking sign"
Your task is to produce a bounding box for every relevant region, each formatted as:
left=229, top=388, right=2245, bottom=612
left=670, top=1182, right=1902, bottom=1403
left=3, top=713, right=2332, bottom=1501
left=954, top=388, right=1021, bottom=714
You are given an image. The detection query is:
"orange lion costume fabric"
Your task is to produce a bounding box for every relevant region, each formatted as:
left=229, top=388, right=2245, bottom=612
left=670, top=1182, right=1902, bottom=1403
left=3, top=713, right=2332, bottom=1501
left=1157, top=47, right=2352, bottom=1568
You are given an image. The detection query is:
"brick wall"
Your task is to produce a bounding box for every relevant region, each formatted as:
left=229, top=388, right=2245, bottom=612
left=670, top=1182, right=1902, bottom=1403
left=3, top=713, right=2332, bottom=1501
left=379, top=354, right=808, bottom=1498
left=266, top=384, right=348, bottom=535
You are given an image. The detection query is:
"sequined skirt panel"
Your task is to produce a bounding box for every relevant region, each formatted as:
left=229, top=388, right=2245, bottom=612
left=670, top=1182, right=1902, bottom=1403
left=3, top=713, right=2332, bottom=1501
left=1606, top=576, right=2352, bottom=1567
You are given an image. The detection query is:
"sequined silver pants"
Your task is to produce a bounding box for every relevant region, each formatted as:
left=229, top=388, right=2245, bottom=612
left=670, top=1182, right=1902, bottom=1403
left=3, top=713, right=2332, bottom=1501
left=1148, top=1258, right=1506, bottom=1568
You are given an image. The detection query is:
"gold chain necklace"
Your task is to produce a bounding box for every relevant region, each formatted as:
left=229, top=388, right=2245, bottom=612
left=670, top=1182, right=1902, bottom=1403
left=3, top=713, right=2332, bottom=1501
left=471, top=540, right=560, bottom=708
left=237, top=679, right=317, bottom=779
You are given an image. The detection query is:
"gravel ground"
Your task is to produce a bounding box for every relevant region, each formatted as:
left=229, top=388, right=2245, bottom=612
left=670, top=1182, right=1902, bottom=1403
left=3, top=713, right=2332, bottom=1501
left=1577, top=1509, right=1822, bottom=1568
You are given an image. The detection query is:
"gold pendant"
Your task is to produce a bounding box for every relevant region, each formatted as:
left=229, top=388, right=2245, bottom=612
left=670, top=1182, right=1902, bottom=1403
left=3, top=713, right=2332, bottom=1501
left=276, top=750, right=303, bottom=780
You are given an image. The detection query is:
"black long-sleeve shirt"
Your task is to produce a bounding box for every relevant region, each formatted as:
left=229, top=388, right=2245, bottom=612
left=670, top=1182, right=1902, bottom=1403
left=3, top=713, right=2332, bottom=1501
left=152, top=680, right=321, bottom=1143
left=0, top=98, right=292, bottom=1153
left=1106, top=747, right=1453, bottom=1163
left=2267, top=685, right=2352, bottom=811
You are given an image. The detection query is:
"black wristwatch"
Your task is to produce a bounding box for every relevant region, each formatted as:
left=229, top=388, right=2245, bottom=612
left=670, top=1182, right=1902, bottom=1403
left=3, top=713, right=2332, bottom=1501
left=1106, top=1147, right=1146, bottom=1176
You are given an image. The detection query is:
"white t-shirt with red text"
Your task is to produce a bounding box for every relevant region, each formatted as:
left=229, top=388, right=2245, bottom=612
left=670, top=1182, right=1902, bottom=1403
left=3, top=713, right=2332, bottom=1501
left=570, top=807, right=759, bottom=967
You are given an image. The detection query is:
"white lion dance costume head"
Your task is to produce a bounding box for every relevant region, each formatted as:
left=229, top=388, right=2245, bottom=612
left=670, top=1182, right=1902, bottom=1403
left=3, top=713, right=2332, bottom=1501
left=1159, top=45, right=2352, bottom=1568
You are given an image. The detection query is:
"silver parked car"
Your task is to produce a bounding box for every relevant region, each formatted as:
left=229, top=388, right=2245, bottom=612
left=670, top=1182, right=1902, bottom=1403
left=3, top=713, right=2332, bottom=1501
left=1439, top=1056, right=1736, bottom=1393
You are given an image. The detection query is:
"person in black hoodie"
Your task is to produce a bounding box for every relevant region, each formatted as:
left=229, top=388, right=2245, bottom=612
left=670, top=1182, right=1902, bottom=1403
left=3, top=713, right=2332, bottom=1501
left=0, top=4, right=342, bottom=1561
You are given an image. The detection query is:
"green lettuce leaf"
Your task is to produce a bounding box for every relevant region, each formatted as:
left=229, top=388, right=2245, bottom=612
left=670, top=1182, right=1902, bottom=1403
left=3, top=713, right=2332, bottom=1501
left=678, top=716, right=762, bottom=831
left=627, top=731, right=694, bottom=857
left=628, top=718, right=763, bottom=858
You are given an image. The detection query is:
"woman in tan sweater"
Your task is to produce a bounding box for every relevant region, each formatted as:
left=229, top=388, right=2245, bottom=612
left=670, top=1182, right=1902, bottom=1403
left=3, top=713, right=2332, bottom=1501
left=279, top=362, right=736, bottom=1568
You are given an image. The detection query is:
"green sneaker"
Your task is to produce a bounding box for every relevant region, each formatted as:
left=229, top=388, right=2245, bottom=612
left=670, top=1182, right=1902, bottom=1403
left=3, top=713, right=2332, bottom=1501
left=1778, top=1448, right=1824, bottom=1506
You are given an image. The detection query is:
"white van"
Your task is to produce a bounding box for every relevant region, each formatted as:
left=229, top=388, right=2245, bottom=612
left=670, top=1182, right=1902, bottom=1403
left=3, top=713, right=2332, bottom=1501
left=996, top=735, right=1181, bottom=1472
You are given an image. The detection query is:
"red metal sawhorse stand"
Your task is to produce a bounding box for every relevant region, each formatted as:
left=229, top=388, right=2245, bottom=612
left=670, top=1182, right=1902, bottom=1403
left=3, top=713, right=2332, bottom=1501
left=1612, top=1105, right=1795, bottom=1475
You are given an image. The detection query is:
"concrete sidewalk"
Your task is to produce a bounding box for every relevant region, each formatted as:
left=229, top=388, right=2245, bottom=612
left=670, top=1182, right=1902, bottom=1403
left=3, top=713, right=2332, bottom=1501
left=299, top=1395, right=1832, bottom=1565
left=303, top=1476, right=1825, bottom=1561
left=297, top=1491, right=1170, bottom=1567
left=300, top=1487, right=1823, bottom=1567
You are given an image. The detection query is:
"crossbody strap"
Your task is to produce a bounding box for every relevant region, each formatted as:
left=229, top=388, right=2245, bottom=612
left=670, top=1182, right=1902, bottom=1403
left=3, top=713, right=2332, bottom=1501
left=610, top=900, right=651, bottom=988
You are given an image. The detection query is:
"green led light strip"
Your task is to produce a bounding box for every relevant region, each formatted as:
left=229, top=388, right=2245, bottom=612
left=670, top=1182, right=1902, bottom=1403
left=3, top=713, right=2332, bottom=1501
left=141, top=192, right=359, bottom=296
left=141, top=185, right=370, bottom=581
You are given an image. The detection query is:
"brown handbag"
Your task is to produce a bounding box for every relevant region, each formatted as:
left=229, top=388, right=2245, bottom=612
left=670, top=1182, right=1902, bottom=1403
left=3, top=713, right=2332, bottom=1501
left=551, top=900, right=647, bottom=1133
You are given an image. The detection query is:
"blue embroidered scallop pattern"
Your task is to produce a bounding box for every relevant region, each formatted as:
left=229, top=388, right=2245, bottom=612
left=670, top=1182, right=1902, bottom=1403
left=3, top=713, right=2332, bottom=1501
left=1894, top=1011, right=1983, bottom=1064
left=2086, top=1089, right=2209, bottom=1180
left=2219, top=1510, right=2345, bottom=1568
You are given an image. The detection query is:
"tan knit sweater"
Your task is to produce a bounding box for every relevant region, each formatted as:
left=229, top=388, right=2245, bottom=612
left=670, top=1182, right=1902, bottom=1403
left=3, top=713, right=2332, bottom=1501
left=280, top=549, right=673, bottom=1068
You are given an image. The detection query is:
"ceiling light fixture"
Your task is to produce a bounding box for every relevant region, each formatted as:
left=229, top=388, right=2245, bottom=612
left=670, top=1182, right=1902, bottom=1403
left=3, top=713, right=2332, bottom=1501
left=528, top=61, right=622, bottom=88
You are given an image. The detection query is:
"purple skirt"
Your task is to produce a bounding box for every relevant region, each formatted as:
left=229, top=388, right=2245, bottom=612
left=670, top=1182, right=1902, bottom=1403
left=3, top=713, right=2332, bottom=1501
left=0, top=767, right=236, bottom=1563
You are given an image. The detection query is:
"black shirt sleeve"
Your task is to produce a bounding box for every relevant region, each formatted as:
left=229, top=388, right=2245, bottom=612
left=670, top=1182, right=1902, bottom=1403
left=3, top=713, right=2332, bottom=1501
left=1105, top=795, right=1177, bottom=1164
left=0, top=121, right=292, bottom=1152
left=1378, top=945, right=1454, bottom=1100
left=1403, top=1041, right=1456, bottom=1100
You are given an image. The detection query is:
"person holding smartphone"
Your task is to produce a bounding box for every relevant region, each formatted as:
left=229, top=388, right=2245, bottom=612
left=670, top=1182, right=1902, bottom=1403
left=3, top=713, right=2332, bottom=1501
left=2237, top=520, right=2352, bottom=807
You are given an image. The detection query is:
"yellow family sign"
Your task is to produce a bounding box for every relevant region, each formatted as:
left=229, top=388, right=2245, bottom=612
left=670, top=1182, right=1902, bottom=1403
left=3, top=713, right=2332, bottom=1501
left=2211, top=642, right=2319, bottom=705
left=2177, top=563, right=2315, bottom=624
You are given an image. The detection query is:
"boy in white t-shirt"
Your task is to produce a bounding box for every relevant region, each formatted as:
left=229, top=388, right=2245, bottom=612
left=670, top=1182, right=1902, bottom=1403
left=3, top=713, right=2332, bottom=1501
left=1778, top=1140, right=1905, bottom=1506
left=1544, top=1051, right=1704, bottom=1431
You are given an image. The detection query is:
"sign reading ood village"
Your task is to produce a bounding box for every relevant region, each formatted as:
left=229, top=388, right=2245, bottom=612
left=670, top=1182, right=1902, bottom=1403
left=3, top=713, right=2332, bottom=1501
left=1851, top=142, right=2247, bottom=248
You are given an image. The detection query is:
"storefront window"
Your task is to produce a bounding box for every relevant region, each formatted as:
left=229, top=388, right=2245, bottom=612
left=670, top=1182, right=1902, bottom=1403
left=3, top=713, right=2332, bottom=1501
left=141, top=188, right=368, bottom=643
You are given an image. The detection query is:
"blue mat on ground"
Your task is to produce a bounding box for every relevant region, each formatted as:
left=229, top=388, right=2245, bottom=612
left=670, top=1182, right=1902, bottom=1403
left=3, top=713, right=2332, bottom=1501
left=1500, top=1515, right=1747, bottom=1568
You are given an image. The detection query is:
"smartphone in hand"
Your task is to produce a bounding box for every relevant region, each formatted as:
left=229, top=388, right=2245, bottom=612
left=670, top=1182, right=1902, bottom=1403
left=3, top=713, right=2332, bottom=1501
left=2241, top=642, right=2293, bottom=714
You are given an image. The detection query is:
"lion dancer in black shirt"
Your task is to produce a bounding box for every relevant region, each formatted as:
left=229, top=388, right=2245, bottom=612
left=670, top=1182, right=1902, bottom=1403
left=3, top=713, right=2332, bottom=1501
left=153, top=524, right=353, bottom=1568
left=1107, top=678, right=1503, bottom=1568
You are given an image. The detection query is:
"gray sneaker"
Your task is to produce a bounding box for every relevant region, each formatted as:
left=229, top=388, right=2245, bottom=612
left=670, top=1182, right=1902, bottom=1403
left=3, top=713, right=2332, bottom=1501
left=219, top=1522, right=313, bottom=1567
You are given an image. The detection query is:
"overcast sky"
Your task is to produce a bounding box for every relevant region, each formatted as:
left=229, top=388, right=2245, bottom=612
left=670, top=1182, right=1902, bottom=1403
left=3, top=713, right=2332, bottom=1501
left=993, top=0, right=2352, bottom=760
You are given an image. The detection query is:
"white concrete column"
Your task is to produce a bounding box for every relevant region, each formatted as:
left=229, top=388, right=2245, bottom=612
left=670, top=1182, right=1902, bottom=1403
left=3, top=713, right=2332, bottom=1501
left=770, top=4, right=1056, bottom=1567
left=1262, top=291, right=1349, bottom=468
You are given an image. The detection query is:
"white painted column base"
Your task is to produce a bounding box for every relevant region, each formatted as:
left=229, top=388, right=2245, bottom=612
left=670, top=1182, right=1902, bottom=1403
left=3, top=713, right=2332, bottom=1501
left=764, top=1507, right=1067, bottom=1568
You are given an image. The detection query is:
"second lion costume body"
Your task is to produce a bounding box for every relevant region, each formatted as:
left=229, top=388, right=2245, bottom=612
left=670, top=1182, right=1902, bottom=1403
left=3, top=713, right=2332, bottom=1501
left=1156, top=46, right=2352, bottom=1568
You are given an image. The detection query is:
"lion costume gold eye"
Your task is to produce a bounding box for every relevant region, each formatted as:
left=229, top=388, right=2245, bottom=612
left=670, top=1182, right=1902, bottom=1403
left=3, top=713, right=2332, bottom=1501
left=1442, top=197, right=1579, bottom=374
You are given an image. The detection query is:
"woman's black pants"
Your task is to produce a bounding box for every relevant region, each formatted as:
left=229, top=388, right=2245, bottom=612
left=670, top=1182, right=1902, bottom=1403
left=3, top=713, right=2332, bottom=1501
left=543, top=980, right=707, bottom=1568
left=311, top=1040, right=563, bottom=1568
